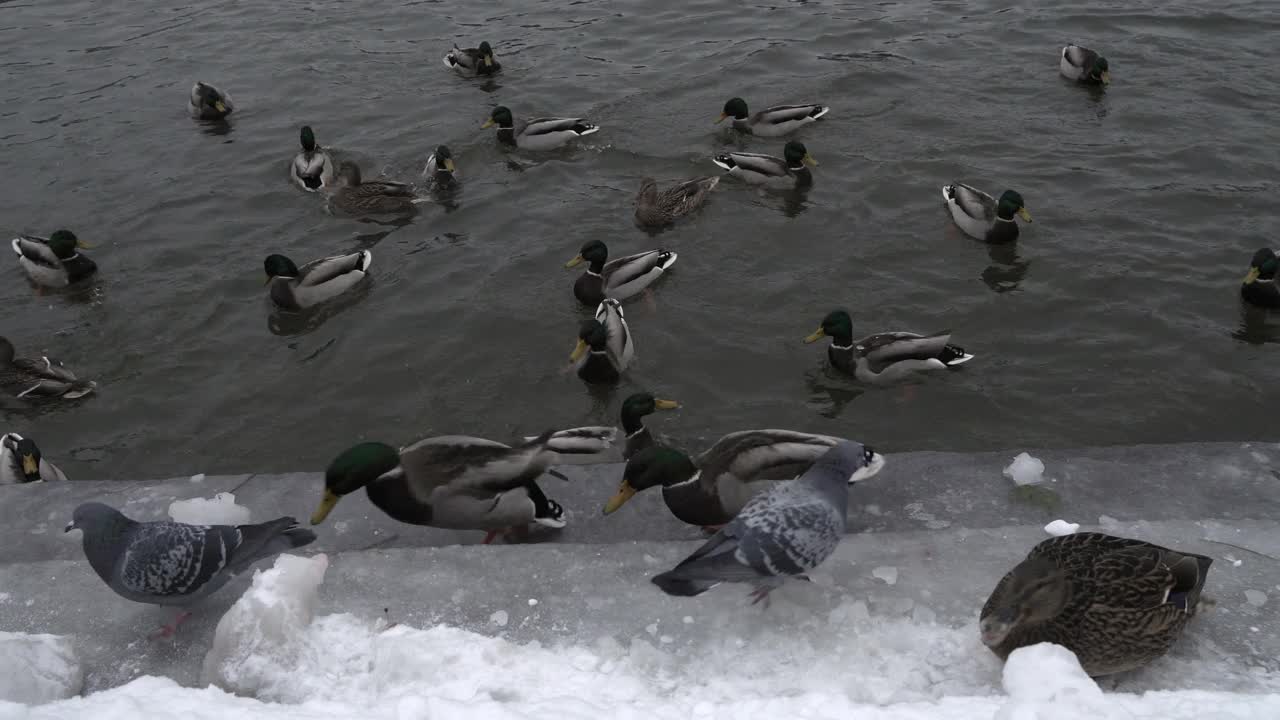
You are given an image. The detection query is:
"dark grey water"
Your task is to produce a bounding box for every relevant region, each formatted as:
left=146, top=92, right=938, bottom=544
left=2, top=0, right=1278, bottom=480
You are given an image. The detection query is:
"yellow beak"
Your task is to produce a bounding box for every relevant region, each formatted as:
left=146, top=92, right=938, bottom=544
left=1017, top=207, right=1033, bottom=222
left=715, top=112, right=728, bottom=124
left=803, top=153, right=819, bottom=167
left=603, top=481, right=638, bottom=515
left=481, top=118, right=496, bottom=129
left=21, top=454, right=38, bottom=477
left=214, top=100, right=227, bottom=113
left=803, top=328, right=826, bottom=344
left=570, top=338, right=589, bottom=362
left=76, top=239, right=94, bottom=249
left=444, top=158, right=456, bottom=172
left=654, top=398, right=679, bottom=410
left=1244, top=267, right=1261, bottom=284
left=565, top=254, right=585, bottom=269
left=1101, top=71, right=1112, bottom=85
left=311, top=489, right=341, bottom=525
left=484, top=54, right=494, bottom=67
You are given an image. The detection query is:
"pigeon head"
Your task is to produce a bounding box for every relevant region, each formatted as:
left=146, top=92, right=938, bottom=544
left=65, top=502, right=129, bottom=534
left=810, top=441, right=884, bottom=485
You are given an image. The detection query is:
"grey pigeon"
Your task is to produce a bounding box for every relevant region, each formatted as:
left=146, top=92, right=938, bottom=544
left=651, top=440, right=879, bottom=604
left=66, top=502, right=316, bottom=609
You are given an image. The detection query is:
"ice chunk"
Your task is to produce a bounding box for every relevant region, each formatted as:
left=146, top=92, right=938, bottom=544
left=0, top=632, right=83, bottom=704
left=1003, top=453, right=1045, bottom=486
left=189, top=473, right=205, bottom=483
left=200, top=553, right=328, bottom=695
left=872, top=566, right=899, bottom=585
left=490, top=610, right=509, bottom=627
left=997, top=642, right=1110, bottom=720
left=167, top=492, right=251, bottom=526
left=1244, top=590, right=1267, bottom=607
left=1043, top=520, right=1079, bottom=536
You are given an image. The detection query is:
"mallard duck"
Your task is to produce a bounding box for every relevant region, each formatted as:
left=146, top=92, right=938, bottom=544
left=564, top=240, right=677, bottom=306
left=942, top=183, right=1032, bottom=243
left=313, top=427, right=617, bottom=541
left=1242, top=248, right=1279, bottom=309
left=619, top=392, right=679, bottom=459
left=804, top=310, right=974, bottom=384
left=263, top=251, right=372, bottom=311
left=981, top=532, right=1212, bottom=676
left=716, top=97, right=829, bottom=137
left=443, top=41, right=501, bottom=77
left=1, top=433, right=68, bottom=484
left=603, top=430, right=885, bottom=528
left=422, top=145, right=457, bottom=184
left=291, top=126, right=335, bottom=192
left=570, top=299, right=634, bottom=384
left=712, top=141, right=817, bottom=187
left=0, top=336, right=96, bottom=400
left=11, top=231, right=96, bottom=288
left=1060, top=45, right=1111, bottom=85
left=634, top=176, right=719, bottom=228
left=481, top=106, right=599, bottom=151
left=328, top=161, right=423, bottom=216
left=188, top=81, right=233, bottom=120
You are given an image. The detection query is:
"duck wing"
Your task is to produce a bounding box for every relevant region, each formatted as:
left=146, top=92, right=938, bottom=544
left=855, top=331, right=953, bottom=365
left=719, top=152, right=789, bottom=177
left=296, top=251, right=371, bottom=287
left=11, top=237, right=61, bottom=269
left=695, top=429, right=841, bottom=494
left=949, top=183, right=997, bottom=222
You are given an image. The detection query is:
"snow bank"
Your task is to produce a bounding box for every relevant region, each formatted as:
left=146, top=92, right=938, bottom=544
left=1003, top=453, right=1045, bottom=486
left=167, top=492, right=251, bottom=526
left=0, top=632, right=82, bottom=704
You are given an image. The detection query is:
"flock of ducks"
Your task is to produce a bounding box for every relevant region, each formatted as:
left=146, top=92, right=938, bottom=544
left=2, top=38, right=1253, bottom=678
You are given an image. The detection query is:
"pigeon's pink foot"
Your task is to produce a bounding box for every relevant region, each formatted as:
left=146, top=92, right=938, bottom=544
left=482, top=530, right=500, bottom=545
left=748, top=587, right=773, bottom=608
left=701, top=524, right=725, bottom=534
left=149, top=611, right=193, bottom=641
left=642, top=288, right=658, bottom=313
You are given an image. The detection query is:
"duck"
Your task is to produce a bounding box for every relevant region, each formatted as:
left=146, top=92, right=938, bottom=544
left=1242, top=248, right=1279, bottom=309
left=619, top=392, right=679, bottom=459
left=712, top=141, right=817, bottom=187
left=263, top=251, right=372, bottom=311
left=291, top=126, right=335, bottom=192
left=716, top=97, right=829, bottom=137
left=11, top=231, right=97, bottom=288
left=188, top=81, right=233, bottom=120
left=942, top=183, right=1032, bottom=243
left=564, top=240, right=677, bottom=306
left=1, top=432, right=68, bottom=484
left=1060, top=45, right=1111, bottom=85
left=803, top=310, right=974, bottom=384
left=481, top=106, right=599, bottom=151
left=443, top=41, right=501, bottom=77
left=570, top=299, right=634, bottom=385
left=603, top=430, right=885, bottom=528
left=634, top=176, right=719, bottom=228
left=313, top=426, right=617, bottom=543
left=328, top=161, right=423, bottom=216
left=422, top=145, right=457, bottom=184
left=981, top=532, right=1212, bottom=677
left=0, top=336, right=96, bottom=400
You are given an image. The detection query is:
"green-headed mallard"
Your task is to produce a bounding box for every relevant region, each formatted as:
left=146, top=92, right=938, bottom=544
left=981, top=532, right=1212, bottom=676
left=942, top=183, right=1032, bottom=243
left=634, top=176, right=719, bottom=228
left=291, top=125, right=335, bottom=192
left=422, top=145, right=457, bottom=184
left=570, top=299, right=634, bottom=385
left=1, top=432, right=68, bottom=484
left=619, top=392, right=679, bottom=459
left=11, top=231, right=96, bottom=288
left=716, top=97, right=829, bottom=137
left=328, top=161, right=423, bottom=216
left=712, top=141, right=817, bottom=187
left=804, top=310, right=974, bottom=384
left=565, top=240, right=677, bottom=306
left=1060, top=45, right=1111, bottom=85
left=481, top=106, right=599, bottom=151
left=603, top=430, right=884, bottom=528
left=264, top=251, right=372, bottom=311
left=443, top=41, right=501, bottom=77
left=313, top=427, right=617, bottom=541
left=188, top=81, right=233, bottom=120
left=1242, top=247, right=1279, bottom=309
left=0, top=336, right=96, bottom=400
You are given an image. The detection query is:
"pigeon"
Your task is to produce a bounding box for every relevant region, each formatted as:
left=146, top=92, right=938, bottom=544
left=65, top=502, right=316, bottom=636
left=651, top=440, right=880, bottom=604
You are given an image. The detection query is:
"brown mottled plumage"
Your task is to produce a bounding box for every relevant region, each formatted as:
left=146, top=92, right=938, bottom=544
left=980, top=532, right=1212, bottom=676
left=633, top=176, right=718, bottom=228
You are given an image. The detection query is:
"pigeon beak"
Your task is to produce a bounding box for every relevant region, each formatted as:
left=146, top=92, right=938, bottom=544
left=63, top=521, right=76, bottom=533
left=569, top=339, right=589, bottom=363
left=803, top=328, right=826, bottom=344
left=311, top=489, right=342, bottom=525
left=603, top=481, right=637, bottom=515
left=1244, top=267, right=1261, bottom=284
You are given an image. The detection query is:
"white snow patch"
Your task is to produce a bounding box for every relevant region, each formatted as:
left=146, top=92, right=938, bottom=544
left=873, top=566, right=899, bottom=585
left=168, top=493, right=251, bottom=526
left=997, top=643, right=1108, bottom=719
left=189, top=473, right=206, bottom=483
left=1043, top=520, right=1079, bottom=536
left=489, top=610, right=509, bottom=627
left=0, top=632, right=82, bottom=704
left=1003, top=453, right=1045, bottom=486
left=527, top=598, right=539, bottom=607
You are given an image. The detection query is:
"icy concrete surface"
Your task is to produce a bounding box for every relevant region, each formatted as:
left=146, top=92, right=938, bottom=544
left=0, top=632, right=82, bottom=704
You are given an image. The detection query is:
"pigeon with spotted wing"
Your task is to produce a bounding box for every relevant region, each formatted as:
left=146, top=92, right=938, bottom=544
left=651, top=440, right=878, bottom=604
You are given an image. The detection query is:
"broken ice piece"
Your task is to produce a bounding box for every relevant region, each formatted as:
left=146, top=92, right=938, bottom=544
left=872, top=566, right=899, bottom=585
left=1244, top=590, right=1267, bottom=607
left=167, top=492, right=251, bottom=525
left=1043, top=520, right=1079, bottom=536
left=489, top=610, right=509, bottom=627
left=1224, top=554, right=1243, bottom=567
left=1003, top=452, right=1045, bottom=486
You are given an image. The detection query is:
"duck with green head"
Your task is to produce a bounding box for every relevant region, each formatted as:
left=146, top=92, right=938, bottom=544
left=619, top=392, right=679, bottom=459
left=316, top=426, right=617, bottom=542
left=716, top=97, right=830, bottom=137
left=291, top=126, right=335, bottom=192
left=481, top=106, right=600, bottom=151
left=1, top=432, right=68, bottom=484
left=11, top=230, right=96, bottom=288
left=712, top=141, right=817, bottom=187
left=1242, top=248, right=1279, bottom=309
left=804, top=310, right=975, bottom=384
left=603, top=430, right=884, bottom=529
left=0, top=336, right=96, bottom=400
left=565, top=239, right=677, bottom=306
left=1060, top=45, right=1111, bottom=86
left=942, top=183, right=1032, bottom=243
left=422, top=145, right=458, bottom=184
left=443, top=41, right=501, bottom=77
left=570, top=299, right=634, bottom=384
left=188, top=81, right=233, bottom=120
left=263, top=250, right=372, bottom=311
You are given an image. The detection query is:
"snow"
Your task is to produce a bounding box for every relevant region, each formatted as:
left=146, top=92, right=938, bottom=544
left=167, top=492, right=251, bottom=526
left=1245, top=590, right=1268, bottom=607
left=0, top=632, right=82, bottom=704
left=1003, top=453, right=1045, bottom=486
left=872, top=566, right=899, bottom=585
left=1043, top=520, right=1079, bottom=536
